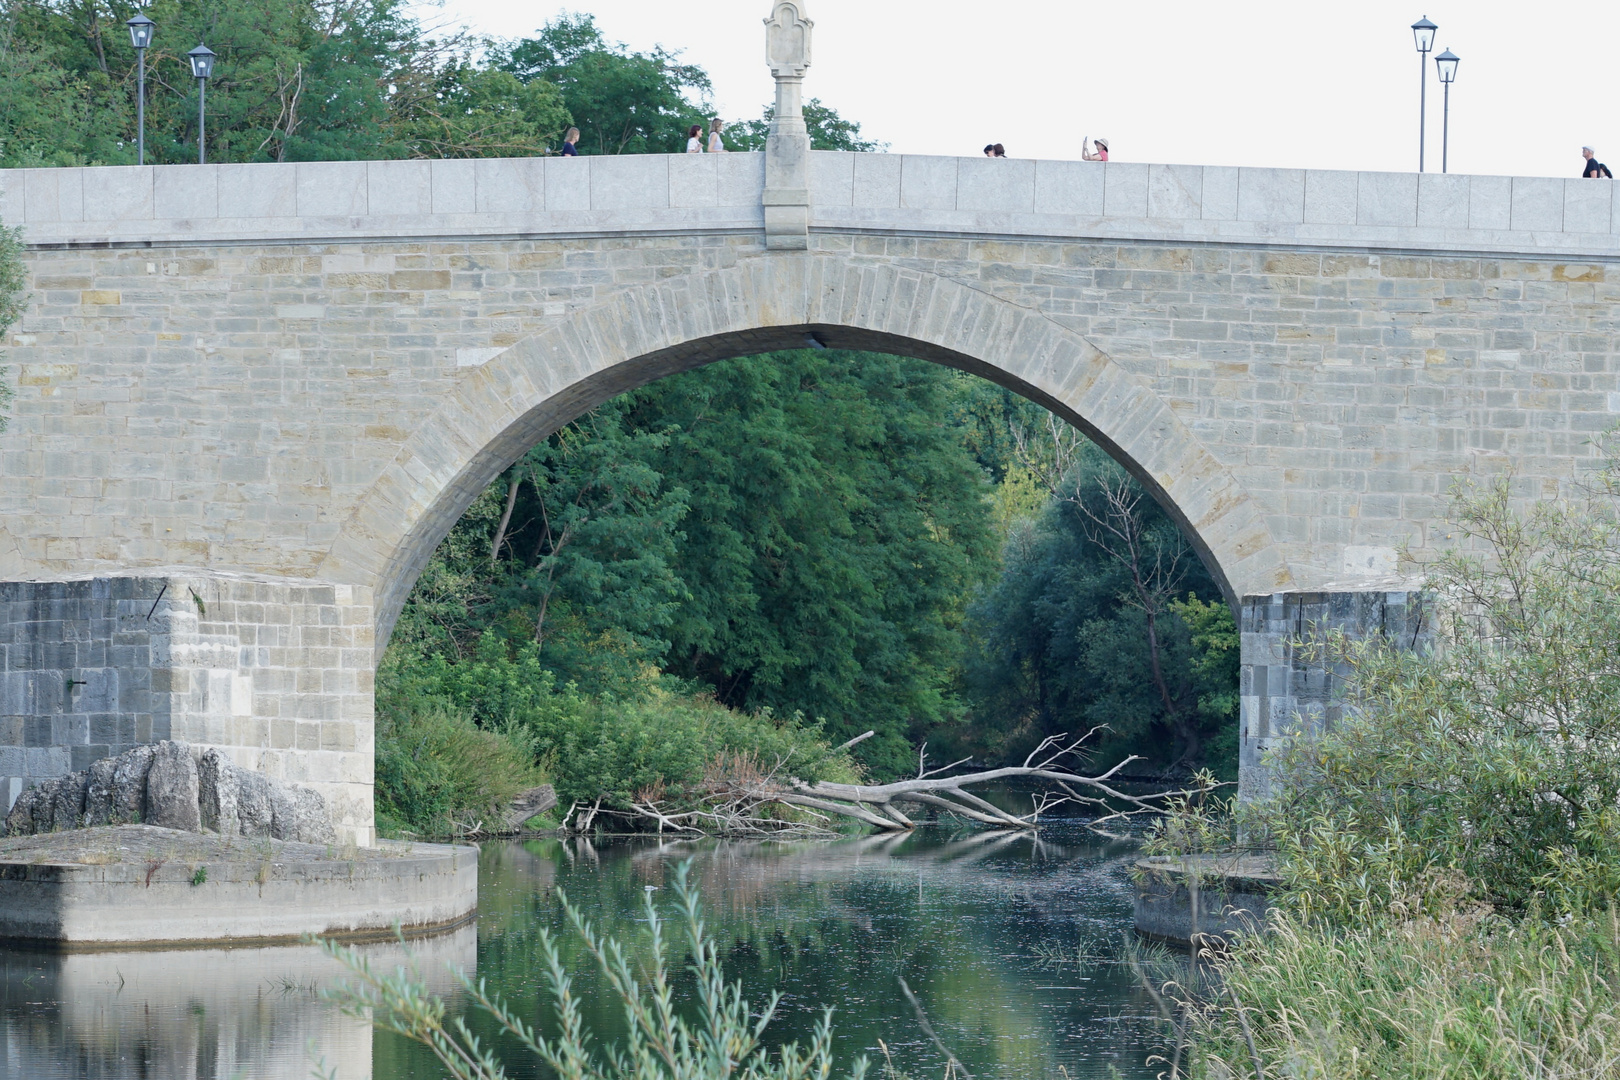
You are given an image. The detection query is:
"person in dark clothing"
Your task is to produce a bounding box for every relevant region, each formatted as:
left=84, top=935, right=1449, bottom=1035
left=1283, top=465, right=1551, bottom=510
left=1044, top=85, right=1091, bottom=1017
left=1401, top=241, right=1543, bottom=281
left=560, top=127, right=580, bottom=156
left=1582, top=147, right=1612, bottom=178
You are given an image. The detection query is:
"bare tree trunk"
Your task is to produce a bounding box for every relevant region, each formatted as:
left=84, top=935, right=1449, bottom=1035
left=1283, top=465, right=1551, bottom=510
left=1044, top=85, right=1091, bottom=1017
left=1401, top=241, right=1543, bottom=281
left=490, top=475, right=520, bottom=565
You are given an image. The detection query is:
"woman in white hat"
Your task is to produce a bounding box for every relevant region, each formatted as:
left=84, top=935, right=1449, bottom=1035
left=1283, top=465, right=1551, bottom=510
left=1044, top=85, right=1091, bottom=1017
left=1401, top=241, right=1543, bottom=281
left=1082, top=136, right=1109, bottom=162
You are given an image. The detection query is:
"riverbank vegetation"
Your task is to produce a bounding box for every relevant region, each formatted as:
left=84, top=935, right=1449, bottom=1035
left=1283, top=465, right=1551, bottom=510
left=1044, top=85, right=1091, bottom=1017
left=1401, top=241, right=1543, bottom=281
left=1168, top=463, right=1620, bottom=1077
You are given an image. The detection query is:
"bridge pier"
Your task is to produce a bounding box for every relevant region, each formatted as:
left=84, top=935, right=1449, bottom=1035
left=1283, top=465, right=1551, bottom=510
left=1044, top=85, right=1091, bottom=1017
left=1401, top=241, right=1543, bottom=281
left=0, top=574, right=375, bottom=844
left=1238, top=591, right=1429, bottom=800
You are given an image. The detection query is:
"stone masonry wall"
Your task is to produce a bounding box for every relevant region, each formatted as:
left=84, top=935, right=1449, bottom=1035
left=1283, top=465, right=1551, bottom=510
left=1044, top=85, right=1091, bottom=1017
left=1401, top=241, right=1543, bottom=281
left=1239, top=591, right=1432, bottom=798
left=0, top=575, right=374, bottom=843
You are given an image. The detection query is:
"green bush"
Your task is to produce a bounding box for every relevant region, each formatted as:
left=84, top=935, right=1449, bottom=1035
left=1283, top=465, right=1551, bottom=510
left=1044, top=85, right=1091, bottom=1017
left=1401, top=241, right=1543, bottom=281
left=1245, top=472, right=1620, bottom=919
left=378, top=633, right=858, bottom=818
left=374, top=701, right=547, bottom=838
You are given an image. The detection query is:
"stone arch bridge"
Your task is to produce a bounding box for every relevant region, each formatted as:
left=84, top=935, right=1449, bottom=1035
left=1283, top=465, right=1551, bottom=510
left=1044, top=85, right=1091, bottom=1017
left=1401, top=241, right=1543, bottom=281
left=3, top=143, right=1619, bottom=841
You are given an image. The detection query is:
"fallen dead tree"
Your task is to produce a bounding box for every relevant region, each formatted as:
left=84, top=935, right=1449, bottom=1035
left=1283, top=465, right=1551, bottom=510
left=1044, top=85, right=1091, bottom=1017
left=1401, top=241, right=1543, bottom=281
left=564, top=729, right=1215, bottom=837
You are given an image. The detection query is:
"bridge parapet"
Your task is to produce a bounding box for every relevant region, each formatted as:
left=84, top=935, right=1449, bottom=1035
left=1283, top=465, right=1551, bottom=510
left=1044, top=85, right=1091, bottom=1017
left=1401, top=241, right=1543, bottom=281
left=5, top=154, right=1617, bottom=258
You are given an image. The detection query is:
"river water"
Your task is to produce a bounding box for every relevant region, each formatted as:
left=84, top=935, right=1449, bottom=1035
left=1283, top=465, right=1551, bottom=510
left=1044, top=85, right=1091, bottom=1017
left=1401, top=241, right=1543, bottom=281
left=0, top=823, right=1166, bottom=1079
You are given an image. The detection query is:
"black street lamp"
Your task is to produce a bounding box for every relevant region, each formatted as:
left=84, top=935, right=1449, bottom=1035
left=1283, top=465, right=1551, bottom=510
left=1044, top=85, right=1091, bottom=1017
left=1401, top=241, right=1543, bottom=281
left=187, top=44, right=216, bottom=165
left=1436, top=49, right=1459, bottom=174
left=126, top=13, right=155, bottom=166
left=1411, top=16, right=1437, bottom=172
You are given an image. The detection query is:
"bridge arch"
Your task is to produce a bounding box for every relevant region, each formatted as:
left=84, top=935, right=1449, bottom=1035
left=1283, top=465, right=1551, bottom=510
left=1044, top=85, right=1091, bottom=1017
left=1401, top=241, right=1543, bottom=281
left=313, top=253, right=1292, bottom=653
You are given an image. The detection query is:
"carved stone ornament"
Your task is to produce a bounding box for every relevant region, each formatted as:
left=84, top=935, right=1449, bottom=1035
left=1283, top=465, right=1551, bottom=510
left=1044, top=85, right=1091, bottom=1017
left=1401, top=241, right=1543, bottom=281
left=765, top=1, right=813, bottom=78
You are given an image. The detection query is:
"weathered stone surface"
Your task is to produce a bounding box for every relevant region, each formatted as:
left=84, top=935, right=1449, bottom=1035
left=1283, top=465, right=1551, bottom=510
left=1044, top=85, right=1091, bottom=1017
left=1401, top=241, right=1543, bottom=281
left=110, top=744, right=155, bottom=823
left=235, top=768, right=275, bottom=839
left=82, top=757, right=120, bottom=827
left=142, top=741, right=200, bottom=832
left=197, top=748, right=240, bottom=836
left=4, top=787, right=39, bottom=836
left=48, top=772, right=88, bottom=832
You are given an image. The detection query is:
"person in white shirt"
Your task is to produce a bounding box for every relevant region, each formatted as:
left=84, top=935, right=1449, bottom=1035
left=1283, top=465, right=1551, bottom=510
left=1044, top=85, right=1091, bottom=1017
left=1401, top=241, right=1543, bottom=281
left=708, top=119, right=727, bottom=154
left=686, top=125, right=704, bottom=153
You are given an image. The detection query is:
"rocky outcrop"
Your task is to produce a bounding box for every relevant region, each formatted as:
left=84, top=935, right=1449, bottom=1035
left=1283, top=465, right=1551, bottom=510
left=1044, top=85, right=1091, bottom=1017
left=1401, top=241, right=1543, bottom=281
left=4, top=742, right=335, bottom=844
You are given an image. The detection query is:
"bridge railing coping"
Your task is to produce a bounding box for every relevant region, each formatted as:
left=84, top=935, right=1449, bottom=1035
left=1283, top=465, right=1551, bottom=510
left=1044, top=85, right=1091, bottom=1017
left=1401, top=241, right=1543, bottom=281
left=4, top=153, right=1618, bottom=257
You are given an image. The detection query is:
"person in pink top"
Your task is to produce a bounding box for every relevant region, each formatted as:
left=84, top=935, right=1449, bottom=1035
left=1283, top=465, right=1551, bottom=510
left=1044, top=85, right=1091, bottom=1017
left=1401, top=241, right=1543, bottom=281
left=1082, top=136, right=1109, bottom=162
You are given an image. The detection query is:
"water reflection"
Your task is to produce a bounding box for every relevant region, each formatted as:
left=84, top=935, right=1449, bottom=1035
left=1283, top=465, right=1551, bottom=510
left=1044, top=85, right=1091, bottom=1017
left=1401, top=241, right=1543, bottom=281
left=0, top=822, right=1161, bottom=1079
left=0, top=926, right=475, bottom=1080
left=382, top=824, right=1161, bottom=1080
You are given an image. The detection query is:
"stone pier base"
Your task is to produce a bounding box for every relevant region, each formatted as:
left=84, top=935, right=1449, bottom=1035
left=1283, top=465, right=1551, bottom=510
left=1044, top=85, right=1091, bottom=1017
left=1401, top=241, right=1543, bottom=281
left=0, top=573, right=376, bottom=845
left=1238, top=591, right=1430, bottom=800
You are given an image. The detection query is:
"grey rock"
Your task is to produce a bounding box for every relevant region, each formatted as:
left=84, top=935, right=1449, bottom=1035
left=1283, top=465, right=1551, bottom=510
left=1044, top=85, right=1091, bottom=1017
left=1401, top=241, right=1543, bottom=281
left=289, top=787, right=336, bottom=844
left=82, top=757, right=120, bottom=827
left=143, top=741, right=200, bottom=832
left=197, top=748, right=240, bottom=836
left=4, top=786, right=40, bottom=836
left=49, top=771, right=89, bottom=831
left=110, top=744, right=155, bottom=824
left=235, top=768, right=274, bottom=838
left=268, top=782, right=298, bottom=842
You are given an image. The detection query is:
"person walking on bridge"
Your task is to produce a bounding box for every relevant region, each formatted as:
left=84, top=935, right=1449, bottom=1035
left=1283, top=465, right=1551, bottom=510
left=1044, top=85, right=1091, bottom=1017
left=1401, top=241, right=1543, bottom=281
left=708, top=119, right=728, bottom=153
left=1082, top=136, right=1108, bottom=162
left=1582, top=146, right=1612, bottom=178
left=686, top=124, right=704, bottom=153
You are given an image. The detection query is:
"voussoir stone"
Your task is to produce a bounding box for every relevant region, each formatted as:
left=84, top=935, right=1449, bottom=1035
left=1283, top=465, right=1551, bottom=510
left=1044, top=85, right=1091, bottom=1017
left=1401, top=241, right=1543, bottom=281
left=143, top=741, right=201, bottom=832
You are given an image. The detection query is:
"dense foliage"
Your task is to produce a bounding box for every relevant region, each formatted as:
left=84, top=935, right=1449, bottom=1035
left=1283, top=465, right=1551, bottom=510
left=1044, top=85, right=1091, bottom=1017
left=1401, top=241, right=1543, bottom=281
left=0, top=223, right=21, bottom=431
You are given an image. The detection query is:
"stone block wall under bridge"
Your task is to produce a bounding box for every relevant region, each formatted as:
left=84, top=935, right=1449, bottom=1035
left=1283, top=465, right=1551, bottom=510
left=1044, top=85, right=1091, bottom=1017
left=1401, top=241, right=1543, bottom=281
left=3, top=152, right=1619, bottom=838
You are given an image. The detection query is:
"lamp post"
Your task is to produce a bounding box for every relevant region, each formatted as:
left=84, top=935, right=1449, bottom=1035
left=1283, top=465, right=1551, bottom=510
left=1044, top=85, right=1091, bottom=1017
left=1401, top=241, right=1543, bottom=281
left=187, top=44, right=216, bottom=165
left=1436, top=49, right=1459, bottom=174
left=1412, top=16, right=1437, bottom=172
left=126, top=14, right=154, bottom=166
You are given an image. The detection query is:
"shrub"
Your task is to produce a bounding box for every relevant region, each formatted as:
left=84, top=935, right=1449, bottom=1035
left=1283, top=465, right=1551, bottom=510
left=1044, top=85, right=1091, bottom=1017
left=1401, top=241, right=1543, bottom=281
left=374, top=702, right=547, bottom=838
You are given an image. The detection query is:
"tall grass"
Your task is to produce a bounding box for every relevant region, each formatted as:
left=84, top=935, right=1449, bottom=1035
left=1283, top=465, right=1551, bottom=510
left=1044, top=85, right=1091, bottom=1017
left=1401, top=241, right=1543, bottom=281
left=374, top=702, right=548, bottom=838
left=1185, top=904, right=1620, bottom=1079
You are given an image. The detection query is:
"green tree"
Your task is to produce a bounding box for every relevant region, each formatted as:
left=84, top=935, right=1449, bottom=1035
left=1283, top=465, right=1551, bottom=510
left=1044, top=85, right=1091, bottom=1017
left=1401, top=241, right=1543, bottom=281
left=726, top=98, right=883, bottom=152
left=962, top=442, right=1237, bottom=774
left=0, top=223, right=23, bottom=432
left=494, top=13, right=711, bottom=155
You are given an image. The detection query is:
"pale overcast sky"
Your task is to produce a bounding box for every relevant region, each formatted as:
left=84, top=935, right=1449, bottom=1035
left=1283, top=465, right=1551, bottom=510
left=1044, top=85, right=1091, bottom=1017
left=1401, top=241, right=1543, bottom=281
left=423, top=0, right=1617, bottom=179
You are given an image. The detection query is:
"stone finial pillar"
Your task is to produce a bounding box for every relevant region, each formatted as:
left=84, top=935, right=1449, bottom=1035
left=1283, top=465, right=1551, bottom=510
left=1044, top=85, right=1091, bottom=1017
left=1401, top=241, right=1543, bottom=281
left=763, top=1, right=813, bottom=250
left=1238, top=591, right=1431, bottom=801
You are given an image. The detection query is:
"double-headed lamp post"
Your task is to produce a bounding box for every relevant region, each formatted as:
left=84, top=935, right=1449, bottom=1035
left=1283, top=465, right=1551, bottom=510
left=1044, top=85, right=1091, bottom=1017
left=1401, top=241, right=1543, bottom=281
left=126, top=13, right=154, bottom=166
left=1412, top=16, right=1437, bottom=172
left=1436, top=49, right=1460, bottom=174
left=187, top=44, right=216, bottom=165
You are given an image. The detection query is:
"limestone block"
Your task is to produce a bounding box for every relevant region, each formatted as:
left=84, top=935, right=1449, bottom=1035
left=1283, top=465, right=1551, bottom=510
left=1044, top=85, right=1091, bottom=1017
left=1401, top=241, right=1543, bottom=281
left=143, top=740, right=200, bottom=831
left=109, top=744, right=154, bottom=822
left=591, top=155, right=668, bottom=210
left=899, top=155, right=958, bottom=211
left=368, top=160, right=433, bottom=218
left=1357, top=171, right=1418, bottom=228
left=957, top=157, right=1034, bottom=213
left=669, top=154, right=719, bottom=208
left=296, top=162, right=368, bottom=218
left=197, top=747, right=239, bottom=836
left=1148, top=164, right=1201, bottom=220
left=236, top=768, right=274, bottom=838
left=810, top=151, right=855, bottom=206
left=431, top=159, right=476, bottom=215
left=852, top=153, right=902, bottom=208
left=0, top=171, right=22, bottom=225
left=152, top=163, right=220, bottom=218
left=1201, top=165, right=1239, bottom=220
left=1417, top=173, right=1470, bottom=230
left=1033, top=160, right=1104, bottom=216
left=1304, top=170, right=1357, bottom=225
left=1468, top=175, right=1512, bottom=230
left=1238, top=168, right=1304, bottom=223
left=1103, top=163, right=1149, bottom=218
left=81, top=167, right=153, bottom=224
left=716, top=151, right=766, bottom=206
left=23, top=168, right=83, bottom=223
left=1563, top=179, right=1611, bottom=234
left=543, top=157, right=590, bottom=212
left=216, top=164, right=296, bottom=219
left=1510, top=177, right=1563, bottom=233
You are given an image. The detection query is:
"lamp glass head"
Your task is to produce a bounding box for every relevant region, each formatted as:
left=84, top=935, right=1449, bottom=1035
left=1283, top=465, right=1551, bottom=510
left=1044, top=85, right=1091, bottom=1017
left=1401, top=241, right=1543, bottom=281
left=126, top=13, right=155, bottom=49
left=1412, top=15, right=1437, bottom=52
left=187, top=43, right=216, bottom=79
left=1435, top=48, right=1459, bottom=84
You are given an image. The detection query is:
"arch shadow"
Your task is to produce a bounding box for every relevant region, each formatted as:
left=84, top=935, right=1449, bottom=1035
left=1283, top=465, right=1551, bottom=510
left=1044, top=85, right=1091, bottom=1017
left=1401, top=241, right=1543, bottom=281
left=314, top=254, right=1294, bottom=653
